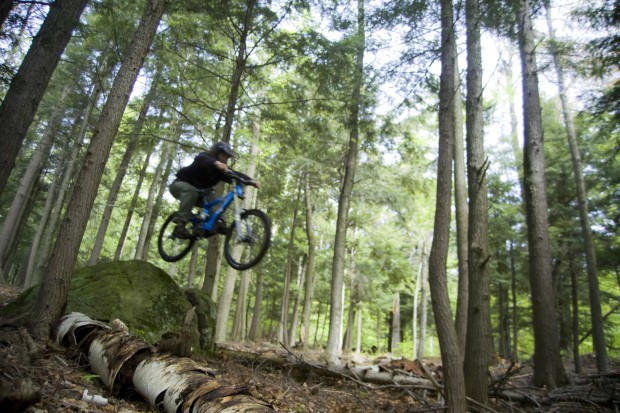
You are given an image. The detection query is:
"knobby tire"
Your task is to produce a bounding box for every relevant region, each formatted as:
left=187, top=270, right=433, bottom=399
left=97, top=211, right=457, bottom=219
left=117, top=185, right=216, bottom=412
left=157, top=214, right=195, bottom=262
left=224, top=209, right=271, bottom=270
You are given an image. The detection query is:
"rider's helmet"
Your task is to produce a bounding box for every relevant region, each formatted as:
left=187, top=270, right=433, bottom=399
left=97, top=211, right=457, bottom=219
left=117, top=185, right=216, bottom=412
left=211, top=141, right=237, bottom=159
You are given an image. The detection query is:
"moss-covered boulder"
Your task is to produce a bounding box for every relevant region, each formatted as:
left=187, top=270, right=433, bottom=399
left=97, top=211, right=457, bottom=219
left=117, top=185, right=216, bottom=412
left=2, top=260, right=216, bottom=356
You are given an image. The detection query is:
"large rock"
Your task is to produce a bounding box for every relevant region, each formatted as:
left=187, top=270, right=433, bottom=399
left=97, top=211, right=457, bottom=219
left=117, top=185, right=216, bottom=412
left=2, top=260, right=216, bottom=356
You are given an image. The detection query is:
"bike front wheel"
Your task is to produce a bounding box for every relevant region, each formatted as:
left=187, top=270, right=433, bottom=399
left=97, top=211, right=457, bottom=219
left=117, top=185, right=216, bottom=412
left=224, top=209, right=271, bottom=270
left=158, top=214, right=196, bottom=262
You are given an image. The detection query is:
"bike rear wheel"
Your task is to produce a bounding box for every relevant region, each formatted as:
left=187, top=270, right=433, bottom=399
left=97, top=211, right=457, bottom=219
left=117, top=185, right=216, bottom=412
left=158, top=214, right=196, bottom=262
left=224, top=209, right=271, bottom=270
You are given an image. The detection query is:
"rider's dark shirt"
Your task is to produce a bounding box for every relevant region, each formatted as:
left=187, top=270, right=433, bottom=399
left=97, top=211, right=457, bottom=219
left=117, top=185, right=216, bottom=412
left=175, top=152, right=250, bottom=189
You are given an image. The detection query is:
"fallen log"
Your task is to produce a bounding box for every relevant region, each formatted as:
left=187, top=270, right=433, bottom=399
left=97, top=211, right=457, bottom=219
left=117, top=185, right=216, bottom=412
left=56, top=312, right=275, bottom=413
left=218, top=345, right=436, bottom=390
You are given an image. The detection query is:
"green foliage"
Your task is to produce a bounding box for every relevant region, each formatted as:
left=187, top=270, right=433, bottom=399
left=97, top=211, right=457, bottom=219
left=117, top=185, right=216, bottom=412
left=6, top=0, right=620, bottom=367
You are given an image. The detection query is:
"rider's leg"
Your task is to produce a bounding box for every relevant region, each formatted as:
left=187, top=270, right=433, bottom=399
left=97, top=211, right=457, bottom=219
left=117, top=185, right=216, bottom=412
left=169, top=180, right=199, bottom=237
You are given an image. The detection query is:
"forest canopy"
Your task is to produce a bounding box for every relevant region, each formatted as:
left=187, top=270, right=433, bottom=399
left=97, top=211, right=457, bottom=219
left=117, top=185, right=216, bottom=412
left=0, top=0, right=619, bottom=408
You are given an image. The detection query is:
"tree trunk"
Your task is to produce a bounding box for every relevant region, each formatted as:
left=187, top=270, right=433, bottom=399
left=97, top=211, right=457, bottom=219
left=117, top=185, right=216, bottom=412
left=300, top=171, right=317, bottom=346
left=28, top=0, right=166, bottom=339
left=277, top=186, right=301, bottom=345
left=204, top=238, right=224, bottom=302
left=88, top=69, right=160, bottom=265
left=23, top=137, right=67, bottom=288
left=221, top=0, right=255, bottom=143
left=517, top=0, right=568, bottom=389
left=215, top=262, right=238, bottom=343
left=509, top=241, right=519, bottom=361
left=231, top=121, right=261, bottom=342
left=232, top=270, right=251, bottom=341
left=1, top=176, right=39, bottom=281
left=463, top=0, right=490, bottom=406
left=188, top=243, right=200, bottom=289
left=355, top=301, right=363, bottom=354
left=135, top=141, right=172, bottom=260
left=202, top=2, right=257, bottom=298
left=453, top=59, right=469, bottom=359
left=428, top=0, right=466, bottom=409
left=571, top=259, right=582, bottom=373
left=497, top=277, right=511, bottom=358
left=390, top=293, right=401, bottom=354
left=326, top=0, right=364, bottom=364
left=114, top=152, right=151, bottom=260
left=288, top=256, right=306, bottom=347
left=32, top=83, right=103, bottom=283
left=545, top=5, right=608, bottom=373
left=214, top=130, right=260, bottom=343
left=141, top=152, right=174, bottom=261
left=412, top=244, right=424, bottom=359
left=0, top=0, right=88, bottom=196
left=418, top=272, right=428, bottom=360
left=0, top=86, right=69, bottom=279
left=248, top=271, right=264, bottom=341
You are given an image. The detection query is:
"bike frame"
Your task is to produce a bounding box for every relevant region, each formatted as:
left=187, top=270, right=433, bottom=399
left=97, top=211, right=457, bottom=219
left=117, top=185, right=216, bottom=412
left=192, top=178, right=245, bottom=236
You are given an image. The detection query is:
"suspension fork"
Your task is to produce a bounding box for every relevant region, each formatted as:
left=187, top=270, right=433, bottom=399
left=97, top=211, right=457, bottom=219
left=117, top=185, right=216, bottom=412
left=232, top=180, right=244, bottom=240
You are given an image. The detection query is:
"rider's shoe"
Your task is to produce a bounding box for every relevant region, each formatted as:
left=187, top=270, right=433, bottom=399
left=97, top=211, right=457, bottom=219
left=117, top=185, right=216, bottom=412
left=172, top=223, right=192, bottom=239
left=215, top=218, right=228, bottom=234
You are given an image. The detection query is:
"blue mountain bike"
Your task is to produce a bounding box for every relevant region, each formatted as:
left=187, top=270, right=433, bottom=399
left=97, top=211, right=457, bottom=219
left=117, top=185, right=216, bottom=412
left=157, top=170, right=271, bottom=270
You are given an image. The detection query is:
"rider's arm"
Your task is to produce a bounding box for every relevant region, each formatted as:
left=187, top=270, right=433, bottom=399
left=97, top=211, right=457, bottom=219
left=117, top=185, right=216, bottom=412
left=227, top=169, right=260, bottom=188
left=214, top=160, right=229, bottom=174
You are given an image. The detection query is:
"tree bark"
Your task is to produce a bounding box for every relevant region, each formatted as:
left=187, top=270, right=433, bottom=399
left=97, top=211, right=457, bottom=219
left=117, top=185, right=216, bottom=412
left=545, top=4, right=608, bottom=373
left=412, top=244, right=424, bottom=359
left=0, top=0, right=88, bottom=196
left=464, top=0, right=491, bottom=406
left=248, top=271, right=264, bottom=341
left=390, top=293, right=401, bottom=354
left=141, top=148, right=174, bottom=261
left=288, top=255, right=305, bottom=347
left=231, top=125, right=261, bottom=341
left=277, top=184, right=301, bottom=345
left=32, top=84, right=103, bottom=283
left=418, top=271, right=428, bottom=360
left=0, top=86, right=69, bottom=279
left=114, top=152, right=151, bottom=260
left=135, top=141, right=172, bottom=260
left=88, top=68, right=160, bottom=265
left=517, top=0, right=568, bottom=389
left=28, top=0, right=166, bottom=339
left=428, top=0, right=467, bottom=409
left=326, top=0, right=364, bottom=364
left=300, top=171, right=317, bottom=346
left=453, top=59, right=469, bottom=359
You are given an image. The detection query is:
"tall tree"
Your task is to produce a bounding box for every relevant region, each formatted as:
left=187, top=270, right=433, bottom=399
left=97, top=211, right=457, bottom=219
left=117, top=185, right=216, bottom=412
left=545, top=2, right=608, bottom=373
left=0, top=0, right=88, bottom=197
left=0, top=86, right=69, bottom=280
left=87, top=66, right=161, bottom=265
left=28, top=0, right=166, bottom=339
left=427, top=0, right=466, bottom=409
left=463, top=0, right=491, bottom=406
left=516, top=0, right=567, bottom=389
left=300, top=171, right=317, bottom=346
left=30, top=82, right=104, bottom=285
left=325, top=0, right=365, bottom=363
left=453, top=61, right=469, bottom=357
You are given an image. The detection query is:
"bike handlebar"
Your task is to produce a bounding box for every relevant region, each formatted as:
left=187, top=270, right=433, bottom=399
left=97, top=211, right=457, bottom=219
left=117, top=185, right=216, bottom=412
left=228, top=169, right=257, bottom=187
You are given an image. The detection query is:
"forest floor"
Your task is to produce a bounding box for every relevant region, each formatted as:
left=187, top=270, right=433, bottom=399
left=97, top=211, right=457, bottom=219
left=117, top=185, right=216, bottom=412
left=1, top=283, right=619, bottom=413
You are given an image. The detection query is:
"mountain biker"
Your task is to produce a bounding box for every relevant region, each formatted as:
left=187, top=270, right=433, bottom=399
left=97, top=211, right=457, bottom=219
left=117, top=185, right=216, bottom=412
left=169, top=141, right=259, bottom=238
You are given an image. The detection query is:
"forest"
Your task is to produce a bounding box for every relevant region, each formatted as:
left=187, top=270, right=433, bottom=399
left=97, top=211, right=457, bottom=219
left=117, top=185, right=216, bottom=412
left=0, top=0, right=619, bottom=411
